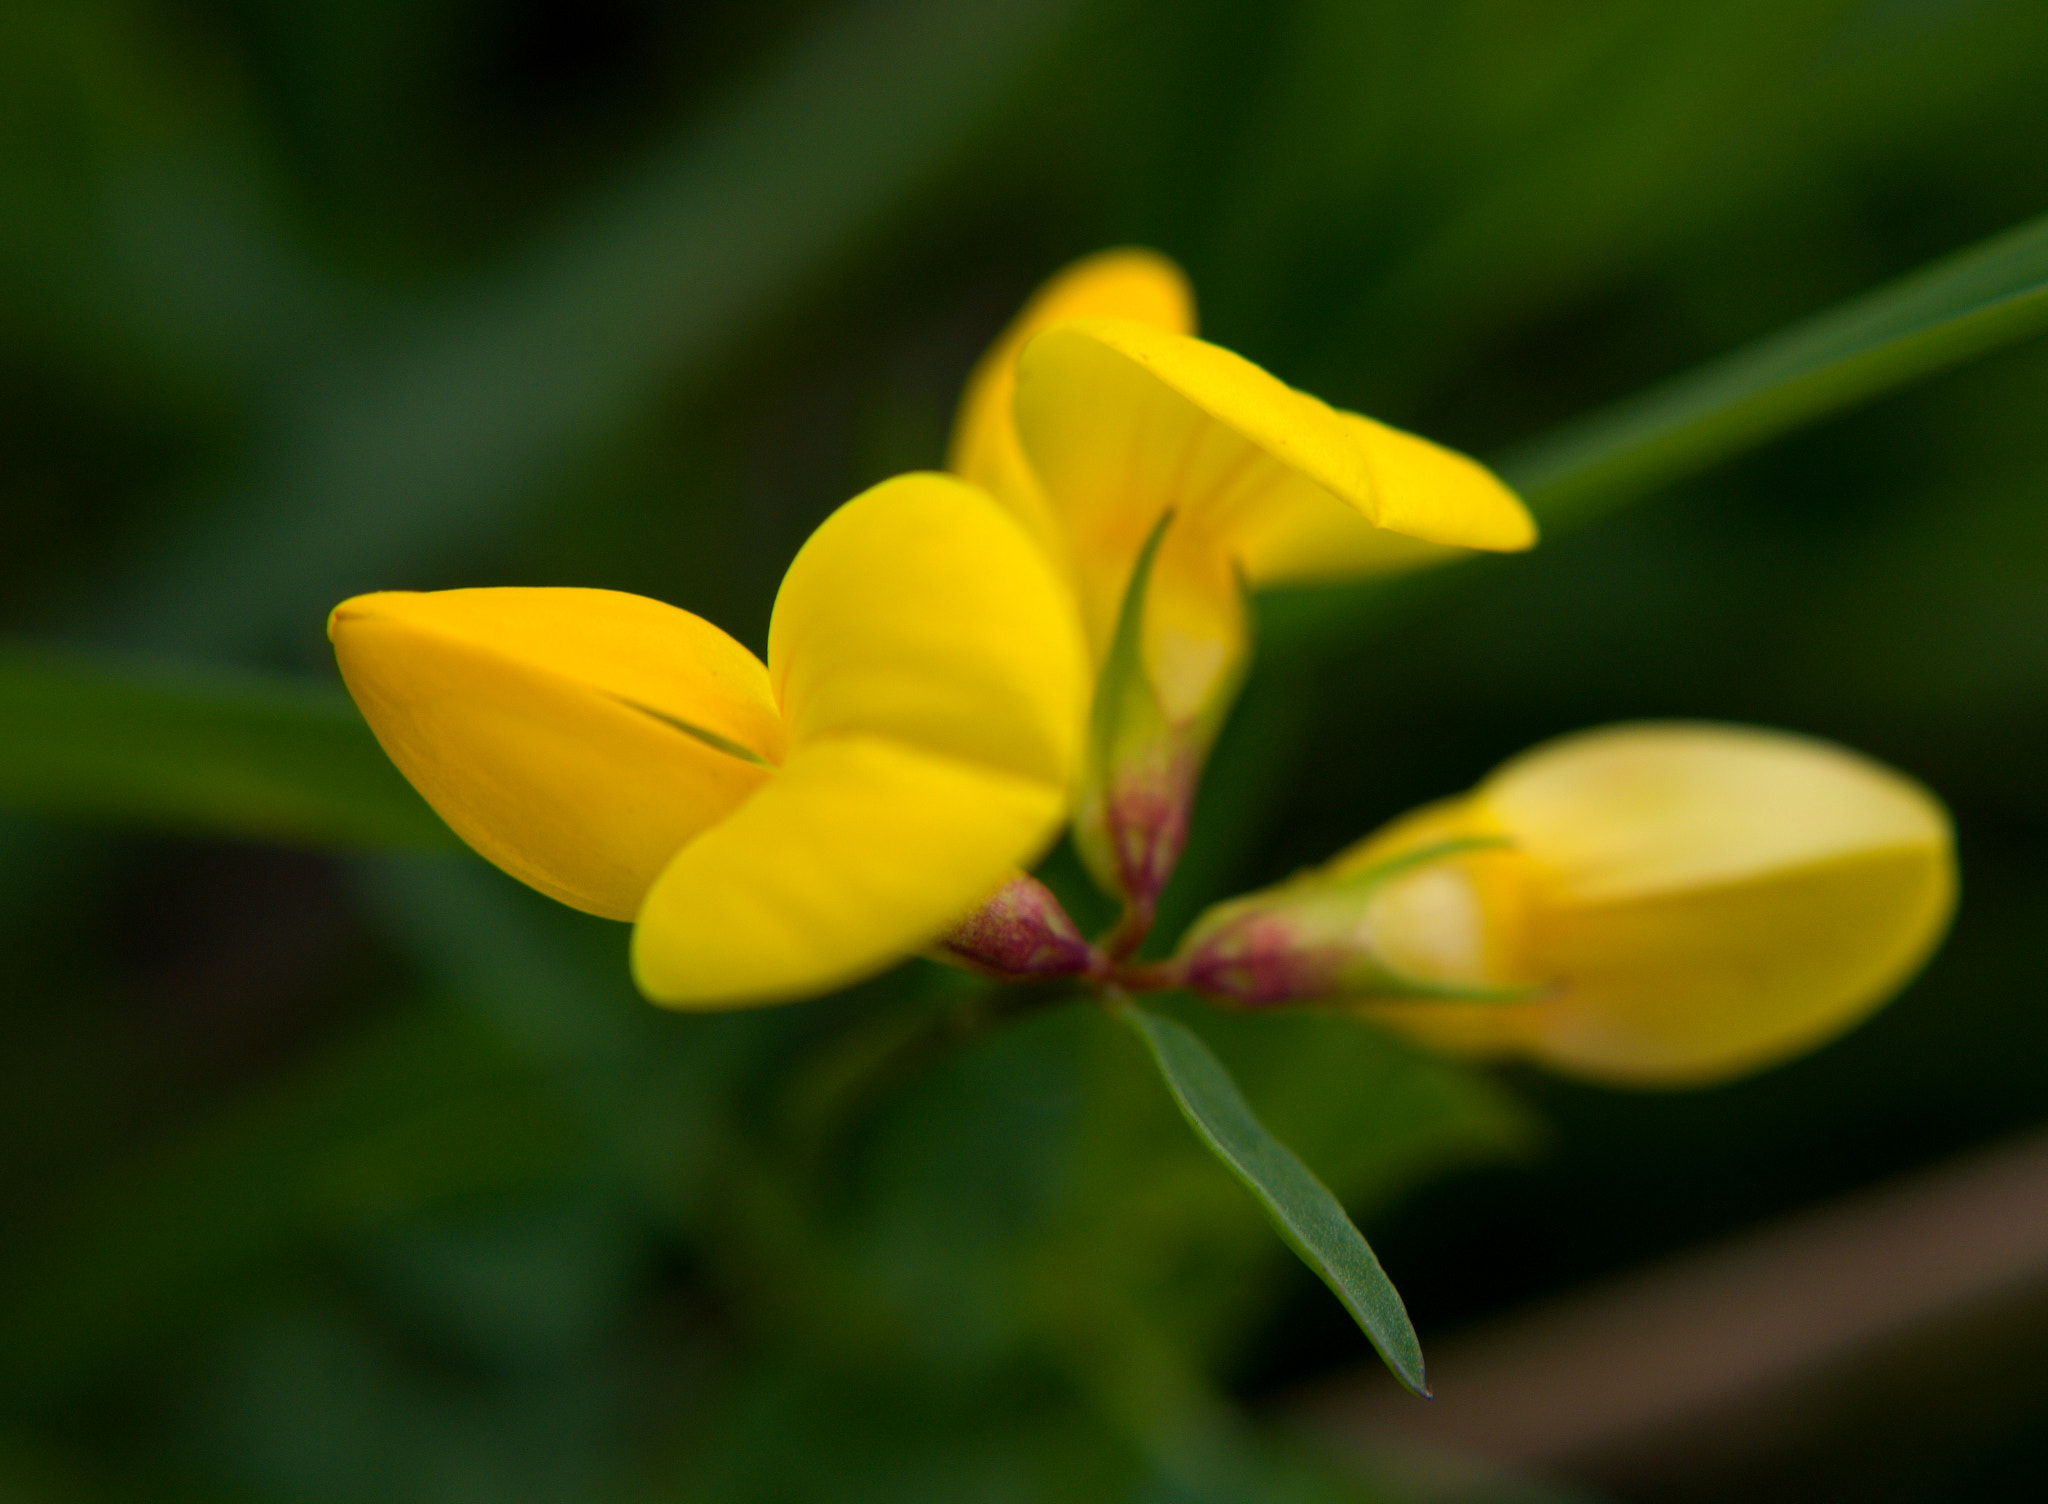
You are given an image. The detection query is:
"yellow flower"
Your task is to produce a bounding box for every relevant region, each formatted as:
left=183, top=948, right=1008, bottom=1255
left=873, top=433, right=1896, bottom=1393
left=329, top=473, right=1089, bottom=1008
left=1179, top=723, right=1955, bottom=1087
left=948, top=250, right=1537, bottom=922
left=951, top=248, right=1536, bottom=721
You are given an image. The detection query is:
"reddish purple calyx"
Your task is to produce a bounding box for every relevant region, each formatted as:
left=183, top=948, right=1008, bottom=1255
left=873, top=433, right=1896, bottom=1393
left=1112, top=786, right=1186, bottom=924
left=937, top=875, right=1105, bottom=983
left=1097, top=750, right=1200, bottom=960
left=1176, top=913, right=1342, bottom=1007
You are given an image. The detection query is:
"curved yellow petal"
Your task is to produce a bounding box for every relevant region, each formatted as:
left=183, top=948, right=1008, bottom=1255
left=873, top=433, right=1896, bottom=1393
left=1349, top=413, right=1534, bottom=552
left=1232, top=414, right=1534, bottom=584
left=1015, top=320, right=1537, bottom=643
left=1231, top=499, right=1465, bottom=586
left=1481, top=723, right=1949, bottom=907
left=1512, top=843, right=1953, bottom=1085
left=768, top=472, right=1089, bottom=789
left=631, top=735, right=1068, bottom=1007
left=1014, top=318, right=1372, bottom=650
left=329, top=588, right=779, bottom=920
left=948, top=248, right=1194, bottom=566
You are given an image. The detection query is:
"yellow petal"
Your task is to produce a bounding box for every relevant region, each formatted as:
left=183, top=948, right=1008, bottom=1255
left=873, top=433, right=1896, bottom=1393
left=1232, top=413, right=1535, bottom=583
left=1488, top=723, right=1953, bottom=1084
left=1142, top=512, right=1251, bottom=723
left=1351, top=413, right=1534, bottom=551
left=1015, top=320, right=1537, bottom=648
left=1337, top=797, right=1540, bottom=1060
left=631, top=735, right=1067, bottom=1007
left=768, top=472, right=1089, bottom=789
left=329, top=588, right=780, bottom=920
left=1481, top=722, right=1949, bottom=907
left=1514, top=843, right=1952, bottom=1085
left=1014, top=318, right=1369, bottom=653
left=948, top=248, right=1194, bottom=567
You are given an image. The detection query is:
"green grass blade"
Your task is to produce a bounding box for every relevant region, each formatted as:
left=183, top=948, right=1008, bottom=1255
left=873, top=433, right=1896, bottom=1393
left=1117, top=1002, right=1428, bottom=1396
left=1503, top=210, right=2048, bottom=526
left=0, top=642, right=453, bottom=848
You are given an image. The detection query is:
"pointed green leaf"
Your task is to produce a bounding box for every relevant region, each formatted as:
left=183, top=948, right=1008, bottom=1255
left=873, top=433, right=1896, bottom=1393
left=1116, top=1001, right=1428, bottom=1396
left=1504, top=209, right=2048, bottom=527
left=0, top=642, right=454, bottom=848
left=1259, top=208, right=2048, bottom=667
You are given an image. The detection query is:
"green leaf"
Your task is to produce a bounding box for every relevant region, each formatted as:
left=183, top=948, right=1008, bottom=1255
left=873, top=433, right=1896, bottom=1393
left=1504, top=209, right=2048, bottom=527
left=1115, top=1002, right=1428, bottom=1396
left=0, top=642, right=454, bottom=848
left=1255, top=208, right=2048, bottom=672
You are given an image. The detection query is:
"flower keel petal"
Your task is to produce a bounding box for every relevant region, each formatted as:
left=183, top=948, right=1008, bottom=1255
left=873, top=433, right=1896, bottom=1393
left=330, top=588, right=778, bottom=919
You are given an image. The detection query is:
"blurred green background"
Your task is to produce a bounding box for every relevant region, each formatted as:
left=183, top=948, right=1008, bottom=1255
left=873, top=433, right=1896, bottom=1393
left=5, top=0, right=2048, bottom=1499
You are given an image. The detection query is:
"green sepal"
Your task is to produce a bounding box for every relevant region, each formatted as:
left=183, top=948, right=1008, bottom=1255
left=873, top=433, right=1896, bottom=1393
left=1115, top=1000, right=1429, bottom=1396
left=1320, top=837, right=1548, bottom=1003
left=1075, top=512, right=1252, bottom=946
left=1174, top=837, right=1550, bottom=1006
left=1074, top=509, right=1176, bottom=901
left=1318, top=835, right=1513, bottom=893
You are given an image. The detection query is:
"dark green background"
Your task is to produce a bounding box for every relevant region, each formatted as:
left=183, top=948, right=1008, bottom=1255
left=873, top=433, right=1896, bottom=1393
left=5, top=0, right=2047, bottom=1499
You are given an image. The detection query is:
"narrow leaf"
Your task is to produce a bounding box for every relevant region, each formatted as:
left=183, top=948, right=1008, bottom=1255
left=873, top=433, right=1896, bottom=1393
left=1117, top=1001, right=1428, bottom=1395
left=1503, top=209, right=2048, bottom=526
left=1258, top=209, right=2048, bottom=667
left=0, top=642, right=454, bottom=848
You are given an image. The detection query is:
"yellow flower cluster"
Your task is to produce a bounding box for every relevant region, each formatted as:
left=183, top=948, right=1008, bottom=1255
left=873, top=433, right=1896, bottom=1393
left=331, top=251, right=1954, bottom=1084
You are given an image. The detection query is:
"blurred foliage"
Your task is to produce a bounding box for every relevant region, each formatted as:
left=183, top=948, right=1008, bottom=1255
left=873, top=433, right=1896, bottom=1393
left=5, top=0, right=2048, bottom=1499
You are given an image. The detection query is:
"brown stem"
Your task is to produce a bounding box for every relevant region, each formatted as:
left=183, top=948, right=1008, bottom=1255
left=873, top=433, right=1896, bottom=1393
left=1113, top=959, right=1185, bottom=994
left=1099, top=897, right=1156, bottom=967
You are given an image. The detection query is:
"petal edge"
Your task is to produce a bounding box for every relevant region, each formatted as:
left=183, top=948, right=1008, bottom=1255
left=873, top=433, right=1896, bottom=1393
left=632, top=736, right=1068, bottom=1007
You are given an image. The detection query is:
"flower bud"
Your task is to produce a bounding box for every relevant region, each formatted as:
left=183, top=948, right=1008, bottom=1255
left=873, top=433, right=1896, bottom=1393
left=933, top=873, right=1104, bottom=983
left=1175, top=723, right=1956, bottom=1087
